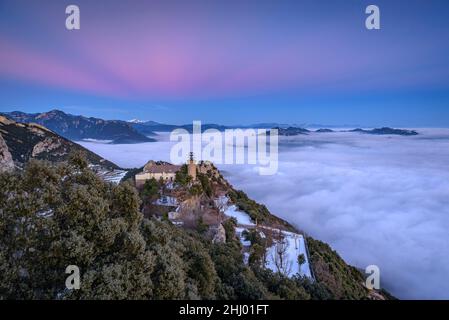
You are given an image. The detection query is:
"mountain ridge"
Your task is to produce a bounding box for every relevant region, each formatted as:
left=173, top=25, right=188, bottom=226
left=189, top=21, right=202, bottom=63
left=0, top=115, right=119, bottom=171
left=1, top=109, right=156, bottom=144
left=2, top=111, right=419, bottom=138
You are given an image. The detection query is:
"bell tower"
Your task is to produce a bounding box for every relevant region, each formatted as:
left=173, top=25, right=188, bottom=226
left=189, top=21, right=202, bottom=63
left=188, top=152, right=197, bottom=181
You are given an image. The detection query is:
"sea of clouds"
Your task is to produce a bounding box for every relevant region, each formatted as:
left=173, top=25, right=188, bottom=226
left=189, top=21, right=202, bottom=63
left=78, top=129, right=449, bottom=299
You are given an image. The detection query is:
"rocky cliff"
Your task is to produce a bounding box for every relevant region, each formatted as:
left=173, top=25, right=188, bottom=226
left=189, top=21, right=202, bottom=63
left=0, top=115, right=118, bottom=171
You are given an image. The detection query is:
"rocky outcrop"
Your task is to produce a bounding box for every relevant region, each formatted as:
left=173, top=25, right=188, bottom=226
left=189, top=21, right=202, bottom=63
left=211, top=224, right=226, bottom=244
left=198, top=160, right=230, bottom=190
left=0, top=133, right=14, bottom=172
left=0, top=115, right=119, bottom=170
left=32, top=137, right=62, bottom=157
left=0, top=115, right=14, bottom=125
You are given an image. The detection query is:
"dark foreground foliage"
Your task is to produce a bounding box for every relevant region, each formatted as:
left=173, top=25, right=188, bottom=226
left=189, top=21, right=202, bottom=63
left=0, top=154, right=383, bottom=300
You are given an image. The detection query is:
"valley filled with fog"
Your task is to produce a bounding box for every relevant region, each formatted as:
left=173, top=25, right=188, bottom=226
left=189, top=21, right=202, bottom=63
left=79, top=129, right=449, bottom=299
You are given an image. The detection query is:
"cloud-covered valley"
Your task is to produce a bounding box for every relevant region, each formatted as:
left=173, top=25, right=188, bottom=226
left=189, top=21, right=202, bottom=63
left=79, top=129, right=449, bottom=299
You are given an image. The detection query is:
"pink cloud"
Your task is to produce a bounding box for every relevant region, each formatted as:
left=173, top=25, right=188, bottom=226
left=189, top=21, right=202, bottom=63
left=1, top=19, right=447, bottom=100
left=0, top=37, right=125, bottom=97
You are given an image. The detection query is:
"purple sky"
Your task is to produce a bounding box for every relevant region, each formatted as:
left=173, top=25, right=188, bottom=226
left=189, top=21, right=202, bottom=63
left=1, top=0, right=449, bottom=125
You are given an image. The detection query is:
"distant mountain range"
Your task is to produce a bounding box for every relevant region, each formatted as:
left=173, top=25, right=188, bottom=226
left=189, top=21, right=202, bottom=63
left=268, top=126, right=418, bottom=136
left=1, top=110, right=156, bottom=144
left=271, top=127, right=311, bottom=136
left=0, top=110, right=419, bottom=145
left=2, top=110, right=248, bottom=141
left=0, top=115, right=118, bottom=171
left=129, top=119, right=419, bottom=137
left=130, top=121, right=230, bottom=133
left=348, top=127, right=419, bottom=136
left=315, top=128, right=334, bottom=133
left=127, top=119, right=296, bottom=133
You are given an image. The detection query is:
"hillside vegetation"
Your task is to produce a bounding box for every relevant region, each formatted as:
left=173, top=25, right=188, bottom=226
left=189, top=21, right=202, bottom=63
left=0, top=154, right=392, bottom=299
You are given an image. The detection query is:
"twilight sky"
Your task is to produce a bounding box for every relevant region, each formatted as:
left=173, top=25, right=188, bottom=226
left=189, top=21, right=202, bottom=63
left=1, top=0, right=449, bottom=126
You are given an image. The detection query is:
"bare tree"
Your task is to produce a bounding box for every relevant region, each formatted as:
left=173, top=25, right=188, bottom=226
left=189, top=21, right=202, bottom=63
left=272, top=240, right=292, bottom=276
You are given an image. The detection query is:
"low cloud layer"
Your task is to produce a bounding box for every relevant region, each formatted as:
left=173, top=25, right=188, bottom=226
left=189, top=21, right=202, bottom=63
left=80, top=129, right=449, bottom=299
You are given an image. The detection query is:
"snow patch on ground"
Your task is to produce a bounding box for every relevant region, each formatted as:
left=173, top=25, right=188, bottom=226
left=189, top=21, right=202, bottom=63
left=265, top=231, right=312, bottom=278
left=154, top=195, right=178, bottom=206
left=224, top=205, right=255, bottom=226
left=100, top=170, right=128, bottom=184
left=235, top=227, right=252, bottom=247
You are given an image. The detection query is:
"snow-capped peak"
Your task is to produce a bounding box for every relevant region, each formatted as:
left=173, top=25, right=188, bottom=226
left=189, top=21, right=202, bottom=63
left=127, top=119, right=146, bottom=124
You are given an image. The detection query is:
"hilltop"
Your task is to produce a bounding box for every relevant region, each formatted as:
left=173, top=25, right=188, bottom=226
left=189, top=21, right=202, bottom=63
left=124, top=160, right=394, bottom=300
